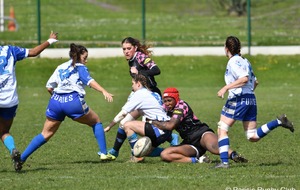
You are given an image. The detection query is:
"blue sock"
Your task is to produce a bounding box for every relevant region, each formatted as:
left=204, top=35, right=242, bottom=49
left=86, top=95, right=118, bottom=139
left=256, top=119, right=279, bottom=138
left=148, top=147, right=164, bottom=157
left=21, top=134, right=47, bottom=162
left=218, top=136, right=229, bottom=164
left=3, top=135, right=15, bottom=154
left=93, top=122, right=107, bottom=154
left=191, top=157, right=198, bottom=163
left=127, top=133, right=138, bottom=149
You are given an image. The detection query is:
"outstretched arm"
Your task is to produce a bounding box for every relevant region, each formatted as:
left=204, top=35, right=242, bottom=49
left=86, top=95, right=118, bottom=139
left=89, top=80, right=113, bottom=102
left=104, top=110, right=129, bottom=132
left=28, top=31, right=58, bottom=57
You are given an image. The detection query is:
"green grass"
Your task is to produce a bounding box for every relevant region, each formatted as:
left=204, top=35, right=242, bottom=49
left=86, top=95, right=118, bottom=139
left=0, top=55, right=299, bottom=189
left=1, top=0, right=299, bottom=47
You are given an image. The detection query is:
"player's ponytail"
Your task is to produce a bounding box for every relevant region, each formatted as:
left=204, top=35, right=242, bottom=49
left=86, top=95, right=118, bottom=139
left=69, top=43, right=88, bottom=66
left=225, top=36, right=241, bottom=56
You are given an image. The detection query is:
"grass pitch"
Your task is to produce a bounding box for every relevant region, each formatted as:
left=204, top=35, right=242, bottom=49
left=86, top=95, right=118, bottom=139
left=0, top=55, right=299, bottom=189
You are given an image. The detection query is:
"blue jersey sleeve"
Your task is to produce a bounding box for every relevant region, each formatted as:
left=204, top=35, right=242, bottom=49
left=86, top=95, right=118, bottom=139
left=77, top=65, right=93, bottom=85
left=10, top=46, right=28, bottom=61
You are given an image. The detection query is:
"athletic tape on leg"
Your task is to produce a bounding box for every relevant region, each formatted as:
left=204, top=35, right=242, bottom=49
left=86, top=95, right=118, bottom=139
left=218, top=121, right=230, bottom=132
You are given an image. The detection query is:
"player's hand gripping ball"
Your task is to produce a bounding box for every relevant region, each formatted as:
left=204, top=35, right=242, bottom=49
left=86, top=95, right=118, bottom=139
left=133, top=136, right=152, bottom=157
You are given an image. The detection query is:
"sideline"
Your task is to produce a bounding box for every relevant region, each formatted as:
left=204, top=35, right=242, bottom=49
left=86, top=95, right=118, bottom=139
left=40, top=46, right=300, bottom=58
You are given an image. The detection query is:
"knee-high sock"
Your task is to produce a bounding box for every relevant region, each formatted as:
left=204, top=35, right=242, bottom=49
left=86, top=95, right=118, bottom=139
left=3, top=135, right=15, bottom=154
left=21, top=134, right=47, bottom=162
left=93, top=122, right=107, bottom=154
left=218, top=136, right=229, bottom=164
left=112, top=127, right=127, bottom=151
left=127, top=133, right=138, bottom=150
left=256, top=119, right=279, bottom=138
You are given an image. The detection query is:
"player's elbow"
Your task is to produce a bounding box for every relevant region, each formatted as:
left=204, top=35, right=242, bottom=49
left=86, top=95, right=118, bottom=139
left=241, top=76, right=249, bottom=85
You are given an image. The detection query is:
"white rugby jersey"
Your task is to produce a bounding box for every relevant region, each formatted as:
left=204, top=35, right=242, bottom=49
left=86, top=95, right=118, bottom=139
left=225, top=55, right=256, bottom=98
left=122, top=88, right=169, bottom=121
left=0, top=45, right=29, bottom=108
left=46, top=60, right=94, bottom=95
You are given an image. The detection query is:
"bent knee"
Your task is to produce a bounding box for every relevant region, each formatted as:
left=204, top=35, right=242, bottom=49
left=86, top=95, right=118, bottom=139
left=160, top=150, right=171, bottom=162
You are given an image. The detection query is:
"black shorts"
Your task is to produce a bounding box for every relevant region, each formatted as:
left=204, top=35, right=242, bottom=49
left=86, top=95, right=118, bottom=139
left=181, top=123, right=215, bottom=157
left=144, top=122, right=172, bottom=147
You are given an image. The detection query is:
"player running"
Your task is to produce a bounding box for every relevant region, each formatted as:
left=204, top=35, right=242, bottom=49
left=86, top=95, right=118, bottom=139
left=215, top=36, right=294, bottom=168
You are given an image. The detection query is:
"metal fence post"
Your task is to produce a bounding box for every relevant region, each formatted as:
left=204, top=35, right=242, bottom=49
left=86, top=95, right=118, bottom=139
left=37, top=0, right=41, bottom=45
left=247, top=0, right=251, bottom=55
left=142, top=0, right=146, bottom=41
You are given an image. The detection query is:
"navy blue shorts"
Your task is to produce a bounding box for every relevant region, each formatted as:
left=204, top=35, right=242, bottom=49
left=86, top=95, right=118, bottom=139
left=46, top=92, right=89, bottom=121
left=0, top=105, right=18, bottom=119
left=221, top=94, right=257, bottom=121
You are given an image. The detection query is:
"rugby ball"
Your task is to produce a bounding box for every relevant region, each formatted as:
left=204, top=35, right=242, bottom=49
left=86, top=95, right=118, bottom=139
left=133, top=136, right=152, bottom=157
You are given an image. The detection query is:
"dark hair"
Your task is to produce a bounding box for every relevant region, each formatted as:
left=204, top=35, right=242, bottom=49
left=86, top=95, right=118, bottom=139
left=121, top=37, right=152, bottom=56
left=225, top=36, right=241, bottom=56
left=133, top=74, right=149, bottom=89
left=69, top=43, right=88, bottom=66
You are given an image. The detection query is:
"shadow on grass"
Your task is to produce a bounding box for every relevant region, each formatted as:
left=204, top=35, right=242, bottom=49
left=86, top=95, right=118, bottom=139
left=258, top=161, right=284, bottom=167
left=70, top=158, right=162, bottom=165
left=70, top=160, right=115, bottom=164
left=0, top=167, right=51, bottom=174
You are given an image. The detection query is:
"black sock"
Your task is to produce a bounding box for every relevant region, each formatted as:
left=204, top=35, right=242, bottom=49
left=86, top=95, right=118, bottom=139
left=113, top=128, right=127, bottom=151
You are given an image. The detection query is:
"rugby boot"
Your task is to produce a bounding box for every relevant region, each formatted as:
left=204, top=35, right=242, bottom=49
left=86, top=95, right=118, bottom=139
left=108, top=148, right=119, bottom=158
left=98, top=152, right=116, bottom=161
left=277, top=114, right=294, bottom=132
left=11, top=148, right=22, bottom=172
left=230, top=151, right=248, bottom=163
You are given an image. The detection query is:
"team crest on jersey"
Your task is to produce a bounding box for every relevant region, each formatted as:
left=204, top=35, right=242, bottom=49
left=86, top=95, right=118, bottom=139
left=144, top=58, right=151, bottom=64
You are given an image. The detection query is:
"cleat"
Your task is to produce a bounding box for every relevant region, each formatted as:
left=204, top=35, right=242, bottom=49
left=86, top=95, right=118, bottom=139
left=230, top=151, right=248, bottom=163
left=198, top=154, right=211, bottom=163
left=277, top=114, right=294, bottom=133
left=170, top=133, right=179, bottom=146
left=98, top=152, right=116, bottom=161
left=108, top=148, right=119, bottom=158
left=214, top=162, right=229, bottom=169
left=128, top=156, right=145, bottom=163
left=11, top=149, right=22, bottom=172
